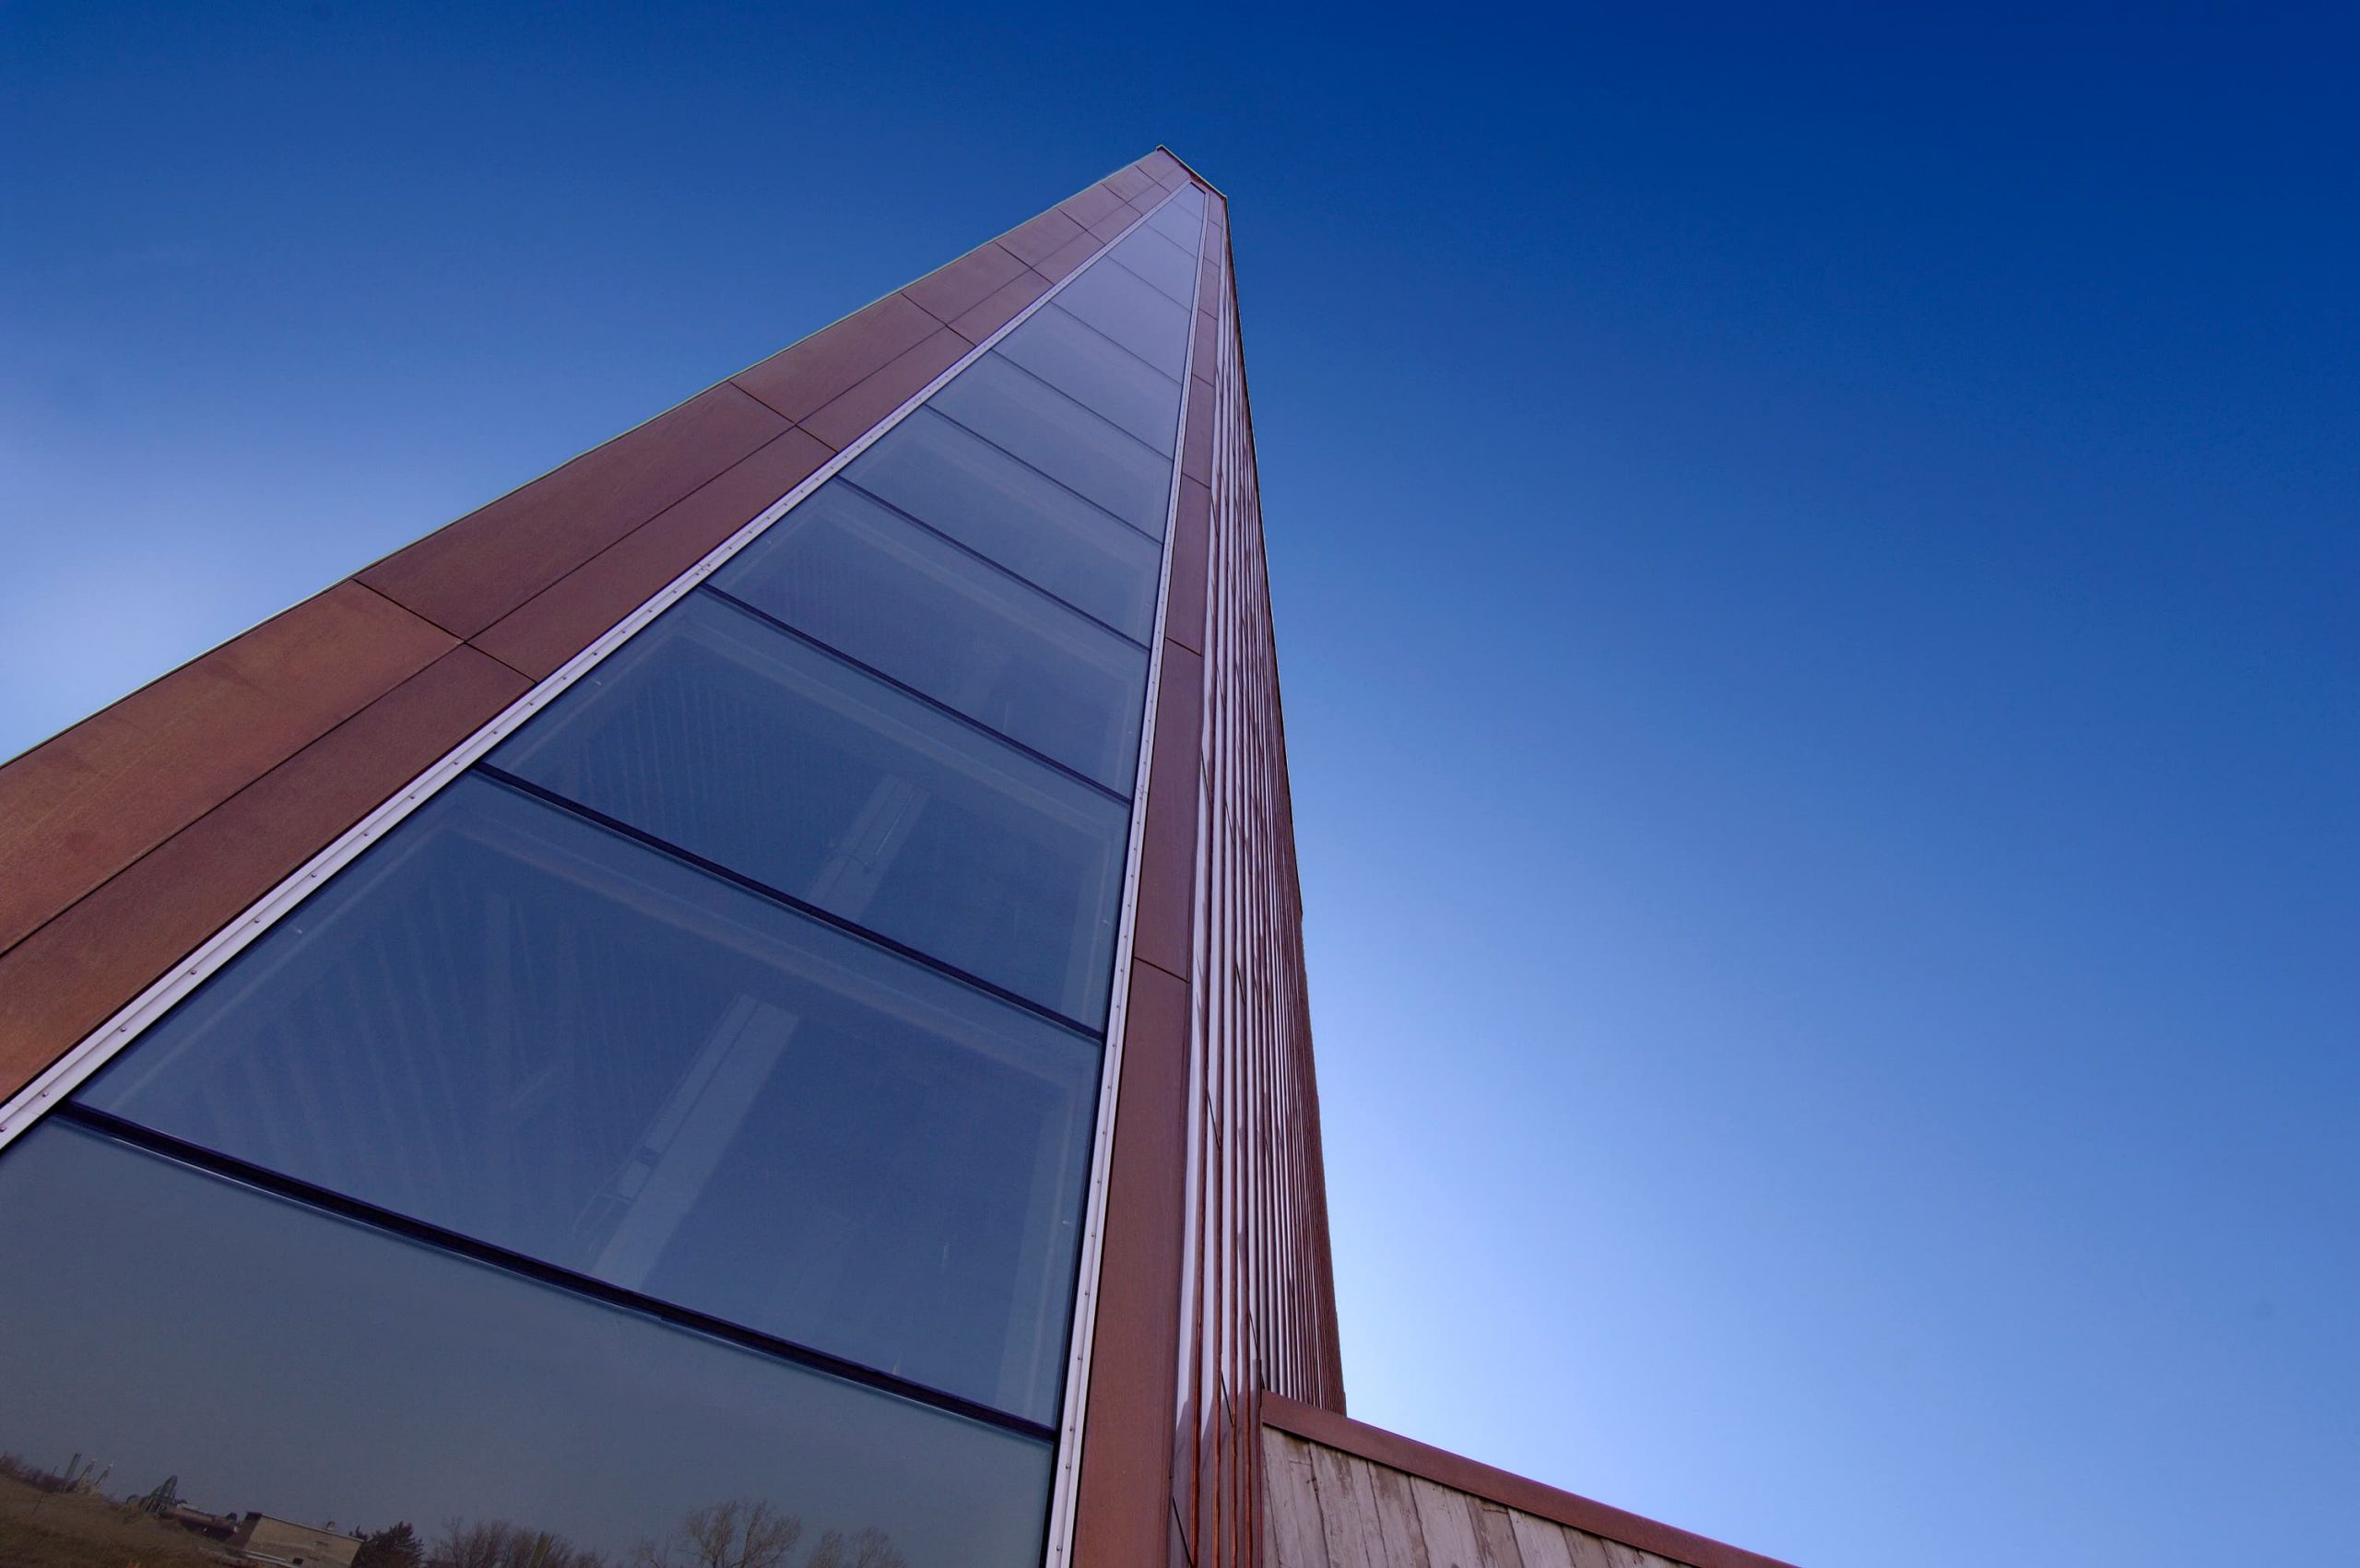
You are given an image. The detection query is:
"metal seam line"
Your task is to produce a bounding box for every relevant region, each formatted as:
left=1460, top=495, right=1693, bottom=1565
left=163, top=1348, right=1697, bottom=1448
left=1038, top=186, right=1213, bottom=1568
left=55, top=1101, right=1057, bottom=1442
left=471, top=762, right=1111, bottom=1039
left=0, top=177, right=1201, bottom=1153
left=693, top=583, right=1137, bottom=806
left=831, top=475, right=1155, bottom=650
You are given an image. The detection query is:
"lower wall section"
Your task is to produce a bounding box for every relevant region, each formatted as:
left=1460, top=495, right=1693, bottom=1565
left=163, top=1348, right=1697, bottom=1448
left=1264, top=1426, right=1624, bottom=1568
left=1258, top=1399, right=1800, bottom=1568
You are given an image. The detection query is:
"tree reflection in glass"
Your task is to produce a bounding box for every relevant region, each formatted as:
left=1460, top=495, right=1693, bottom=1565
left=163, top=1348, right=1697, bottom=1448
left=0, top=1122, right=1045, bottom=1568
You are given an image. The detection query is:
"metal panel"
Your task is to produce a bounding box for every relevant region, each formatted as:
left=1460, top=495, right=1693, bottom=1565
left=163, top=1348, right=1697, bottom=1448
left=1075, top=155, right=1349, bottom=1568
left=1259, top=1397, right=1803, bottom=1568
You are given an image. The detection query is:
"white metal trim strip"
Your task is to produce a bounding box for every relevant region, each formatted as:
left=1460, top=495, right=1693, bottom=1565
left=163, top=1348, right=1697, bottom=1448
left=1038, top=181, right=1214, bottom=1567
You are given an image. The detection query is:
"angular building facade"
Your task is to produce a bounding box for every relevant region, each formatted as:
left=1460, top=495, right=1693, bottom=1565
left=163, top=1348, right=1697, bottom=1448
left=0, top=153, right=1791, bottom=1568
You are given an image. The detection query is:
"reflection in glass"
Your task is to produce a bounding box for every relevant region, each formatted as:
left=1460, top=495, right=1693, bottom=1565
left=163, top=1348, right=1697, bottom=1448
left=713, top=482, right=1149, bottom=792
left=491, top=595, right=1128, bottom=1024
left=997, top=305, right=1185, bottom=454
left=0, top=1120, right=1051, bottom=1568
left=929, top=356, right=1173, bottom=537
left=1049, top=250, right=1193, bottom=376
left=83, top=774, right=1098, bottom=1422
left=845, top=408, right=1161, bottom=638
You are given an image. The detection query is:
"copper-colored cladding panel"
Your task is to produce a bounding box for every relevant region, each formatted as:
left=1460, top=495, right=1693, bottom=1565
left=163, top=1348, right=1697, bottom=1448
left=1260, top=1396, right=1805, bottom=1568
left=1060, top=182, right=1133, bottom=235
left=902, top=240, right=1036, bottom=327
left=472, top=428, right=835, bottom=680
left=1070, top=957, right=1192, bottom=1567
left=0, top=582, right=453, bottom=955
left=998, top=207, right=1092, bottom=271
left=1182, top=356, right=1218, bottom=487
left=1104, top=166, right=1162, bottom=206
left=1139, top=148, right=1193, bottom=189
left=1036, top=232, right=1110, bottom=282
left=0, top=646, right=527, bottom=1090
left=729, top=293, right=941, bottom=422
left=1166, top=477, right=1213, bottom=655
left=1189, top=307, right=1227, bottom=389
left=360, top=383, right=792, bottom=639
left=1131, top=643, right=1205, bottom=982
left=1077, top=167, right=1348, bottom=1568
left=798, top=326, right=972, bottom=452
left=949, top=271, right=1056, bottom=343
left=1086, top=205, right=1149, bottom=244
left=0, top=152, right=1195, bottom=1107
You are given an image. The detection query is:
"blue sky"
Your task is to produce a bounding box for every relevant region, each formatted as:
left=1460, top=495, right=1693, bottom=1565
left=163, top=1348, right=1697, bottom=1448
left=5, top=6, right=2355, bottom=1565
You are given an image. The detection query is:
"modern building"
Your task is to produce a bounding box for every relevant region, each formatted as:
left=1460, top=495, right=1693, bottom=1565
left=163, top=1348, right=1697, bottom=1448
left=0, top=151, right=1793, bottom=1568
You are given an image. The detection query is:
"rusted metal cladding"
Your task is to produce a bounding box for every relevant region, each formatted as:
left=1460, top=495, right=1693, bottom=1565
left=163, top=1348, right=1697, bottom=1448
left=1074, top=184, right=1345, bottom=1568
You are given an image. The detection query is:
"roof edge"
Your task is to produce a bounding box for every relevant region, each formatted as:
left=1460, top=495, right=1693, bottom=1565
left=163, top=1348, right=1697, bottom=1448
left=1153, top=143, right=1229, bottom=200
left=1260, top=1392, right=1804, bottom=1568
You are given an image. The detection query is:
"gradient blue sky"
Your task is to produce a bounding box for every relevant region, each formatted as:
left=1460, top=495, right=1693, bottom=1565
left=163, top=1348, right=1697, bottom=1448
left=5, top=6, right=2354, bottom=1565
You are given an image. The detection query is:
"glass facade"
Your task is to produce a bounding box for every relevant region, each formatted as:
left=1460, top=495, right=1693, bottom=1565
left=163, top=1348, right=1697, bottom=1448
left=489, top=595, right=1131, bottom=1024
left=712, top=483, right=1149, bottom=791
left=0, top=181, right=1206, bottom=1568
left=0, top=1121, right=1054, bottom=1566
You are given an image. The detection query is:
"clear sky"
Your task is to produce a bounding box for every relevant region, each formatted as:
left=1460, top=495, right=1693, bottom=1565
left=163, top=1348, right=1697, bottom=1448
left=4, top=6, right=2354, bottom=1566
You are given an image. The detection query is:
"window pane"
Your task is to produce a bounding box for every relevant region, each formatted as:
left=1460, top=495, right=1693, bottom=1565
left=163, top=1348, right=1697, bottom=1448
left=929, top=354, right=1173, bottom=537
left=1052, top=251, right=1193, bottom=375
left=0, top=1120, right=1051, bottom=1568
left=80, top=773, right=1099, bottom=1424
left=847, top=407, right=1160, bottom=639
left=997, top=303, right=1186, bottom=454
left=492, top=595, right=1128, bottom=1025
left=714, top=482, right=1149, bottom=792
left=1105, top=228, right=1197, bottom=306
left=1145, top=197, right=1203, bottom=253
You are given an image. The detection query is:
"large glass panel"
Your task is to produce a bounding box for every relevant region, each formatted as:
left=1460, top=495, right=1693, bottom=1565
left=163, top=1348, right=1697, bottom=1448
left=1145, top=195, right=1204, bottom=252
left=713, top=482, right=1148, bottom=792
left=846, top=408, right=1160, bottom=638
left=1051, top=249, right=1193, bottom=375
left=1106, top=227, right=1197, bottom=306
left=0, top=1120, right=1051, bottom=1568
left=491, top=595, right=1128, bottom=1025
left=997, top=304, right=1185, bottom=455
left=81, top=774, right=1097, bottom=1424
left=929, top=354, right=1173, bottom=537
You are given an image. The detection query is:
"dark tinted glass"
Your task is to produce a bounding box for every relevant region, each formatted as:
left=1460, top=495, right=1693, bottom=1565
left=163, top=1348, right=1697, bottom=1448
left=847, top=407, right=1161, bottom=637
left=929, top=355, right=1173, bottom=537
left=1107, top=229, right=1197, bottom=306
left=0, top=1121, right=1051, bottom=1568
left=492, top=595, right=1128, bottom=1024
left=997, top=304, right=1186, bottom=454
left=1051, top=250, right=1193, bottom=376
left=714, top=482, right=1149, bottom=792
left=81, top=774, right=1098, bottom=1423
